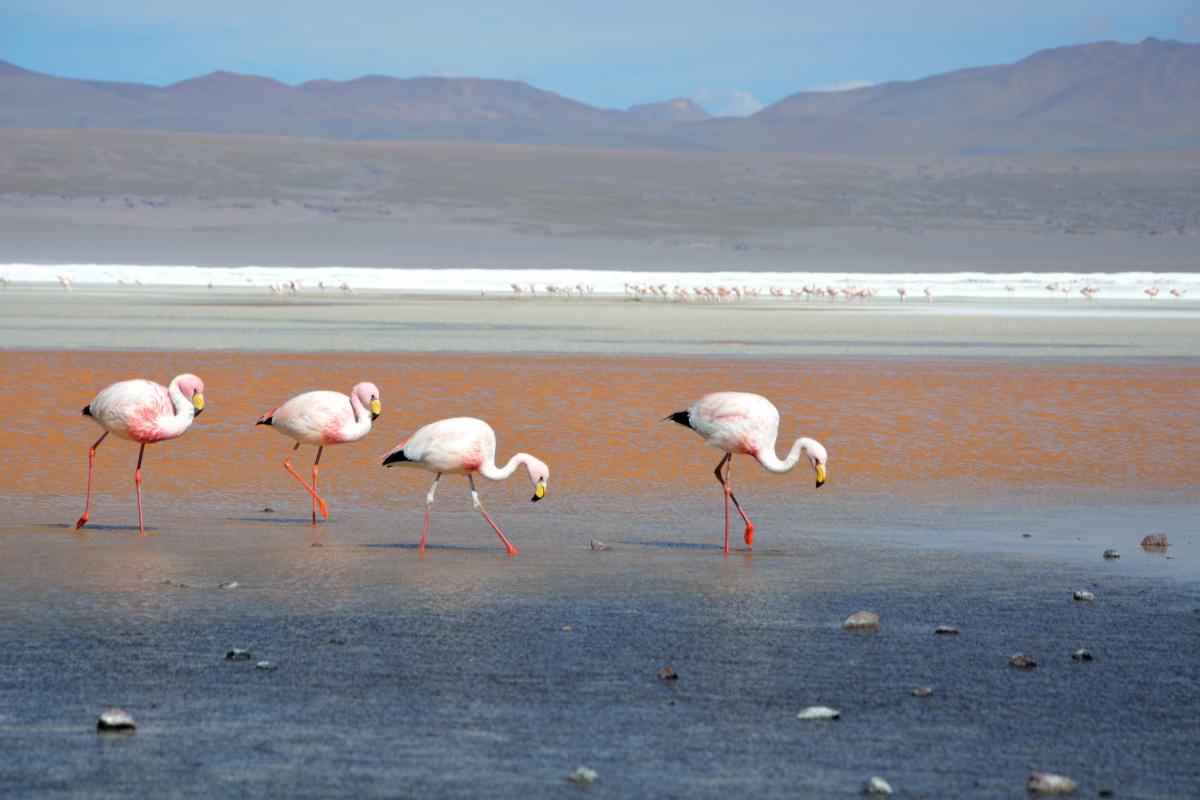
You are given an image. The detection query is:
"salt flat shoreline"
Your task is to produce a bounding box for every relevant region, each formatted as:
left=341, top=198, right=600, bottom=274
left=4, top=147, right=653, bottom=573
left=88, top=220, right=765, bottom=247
left=3, top=285, right=1200, bottom=358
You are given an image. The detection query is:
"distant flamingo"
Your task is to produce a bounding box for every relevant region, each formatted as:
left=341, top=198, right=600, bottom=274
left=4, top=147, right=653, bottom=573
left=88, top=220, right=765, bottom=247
left=1145, top=286, right=1159, bottom=300
left=667, top=392, right=827, bottom=555
left=256, top=383, right=381, bottom=524
left=75, top=374, right=206, bottom=534
left=382, top=417, right=548, bottom=555
left=1170, top=288, right=1186, bottom=300
left=1005, top=282, right=1016, bottom=298
left=924, top=286, right=933, bottom=302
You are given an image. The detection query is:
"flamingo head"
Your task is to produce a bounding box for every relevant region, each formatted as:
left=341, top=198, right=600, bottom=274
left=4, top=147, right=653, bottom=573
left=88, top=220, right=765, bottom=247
left=352, top=382, right=382, bottom=420
left=524, top=455, right=550, bottom=502
left=173, top=374, right=206, bottom=416
left=799, top=437, right=827, bottom=488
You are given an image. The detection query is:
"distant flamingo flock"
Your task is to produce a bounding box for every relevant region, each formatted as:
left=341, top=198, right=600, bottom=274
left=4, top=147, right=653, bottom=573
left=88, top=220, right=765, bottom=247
left=73, top=374, right=825, bottom=555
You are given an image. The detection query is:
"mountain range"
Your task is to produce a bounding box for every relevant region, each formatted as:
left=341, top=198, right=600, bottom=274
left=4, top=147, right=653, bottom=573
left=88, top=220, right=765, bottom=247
left=1, top=38, right=1197, bottom=154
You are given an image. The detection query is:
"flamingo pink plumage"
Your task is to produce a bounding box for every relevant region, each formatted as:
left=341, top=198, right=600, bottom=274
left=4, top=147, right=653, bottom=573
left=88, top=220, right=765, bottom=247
left=382, top=417, right=549, bottom=555
left=256, top=383, right=381, bottom=524
left=668, top=392, right=827, bottom=554
left=76, top=374, right=206, bottom=534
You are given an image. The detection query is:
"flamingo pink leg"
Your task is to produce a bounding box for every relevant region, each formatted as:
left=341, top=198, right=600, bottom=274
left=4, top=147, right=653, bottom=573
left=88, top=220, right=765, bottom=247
left=134, top=443, right=146, bottom=535
left=713, top=454, right=731, bottom=554
left=311, top=446, right=324, bottom=526
left=75, top=431, right=108, bottom=529
left=420, top=474, right=441, bottom=554
left=468, top=475, right=518, bottom=555
left=283, top=442, right=329, bottom=519
left=725, top=458, right=755, bottom=547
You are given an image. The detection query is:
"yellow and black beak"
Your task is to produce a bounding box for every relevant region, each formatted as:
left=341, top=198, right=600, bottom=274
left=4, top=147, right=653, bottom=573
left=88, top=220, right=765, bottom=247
left=815, top=463, right=826, bottom=489
left=192, top=392, right=205, bottom=416
left=531, top=482, right=546, bottom=502
left=370, top=397, right=381, bottom=420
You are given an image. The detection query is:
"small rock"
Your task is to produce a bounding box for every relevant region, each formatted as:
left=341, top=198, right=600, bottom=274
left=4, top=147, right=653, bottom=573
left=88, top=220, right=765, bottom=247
left=96, top=708, right=136, bottom=732
left=1073, top=590, right=1095, bottom=602
left=1097, top=789, right=1114, bottom=797
left=1022, top=533, right=1032, bottom=538
left=659, top=666, right=678, bottom=680
left=862, top=776, right=894, bottom=796
left=218, top=581, right=240, bottom=590
left=310, top=542, right=323, bottom=548
left=1027, top=771, right=1078, bottom=795
left=796, top=705, right=841, bottom=721
left=1071, top=649, right=1094, bottom=661
left=1140, top=533, right=1168, bottom=549
left=1010, top=652, right=1037, bottom=669
left=255, top=660, right=278, bottom=671
left=567, top=766, right=599, bottom=785
left=225, top=648, right=252, bottom=661
left=328, top=638, right=346, bottom=645
left=589, top=540, right=611, bottom=551
left=1103, top=549, right=1120, bottom=560
left=934, top=625, right=959, bottom=635
left=843, top=610, right=880, bottom=631
left=560, top=625, right=573, bottom=633
left=260, top=507, right=274, bottom=513
left=911, top=685, right=933, bottom=697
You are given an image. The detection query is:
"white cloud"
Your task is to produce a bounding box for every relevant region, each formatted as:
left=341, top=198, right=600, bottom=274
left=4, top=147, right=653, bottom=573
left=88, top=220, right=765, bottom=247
left=806, top=79, right=874, bottom=93
left=691, top=87, right=763, bottom=117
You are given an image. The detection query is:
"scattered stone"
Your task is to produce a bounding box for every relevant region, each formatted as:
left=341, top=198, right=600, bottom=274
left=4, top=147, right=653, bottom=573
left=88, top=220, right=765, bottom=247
left=1141, top=533, right=1168, bottom=549
left=310, top=542, right=323, bottom=548
left=560, top=625, right=574, bottom=633
left=1097, top=789, right=1114, bottom=797
left=1027, top=771, right=1078, bottom=795
left=1010, top=652, right=1038, bottom=669
left=328, top=638, right=346, bottom=646
left=255, top=660, right=278, bottom=671
left=1103, top=549, right=1120, bottom=560
left=567, top=766, right=599, bottom=785
left=659, top=666, right=678, bottom=681
left=862, top=776, right=894, bottom=796
left=934, top=625, right=960, bottom=635
left=912, top=685, right=933, bottom=697
left=218, top=581, right=240, bottom=590
left=589, top=540, right=611, bottom=551
left=796, top=706, right=841, bottom=721
left=1022, top=533, right=1033, bottom=538
left=260, top=507, right=274, bottom=513
left=225, top=648, right=252, bottom=661
left=843, top=610, right=880, bottom=631
left=96, top=708, right=136, bottom=732
left=1071, top=649, right=1094, bottom=661
left=1073, top=590, right=1095, bottom=602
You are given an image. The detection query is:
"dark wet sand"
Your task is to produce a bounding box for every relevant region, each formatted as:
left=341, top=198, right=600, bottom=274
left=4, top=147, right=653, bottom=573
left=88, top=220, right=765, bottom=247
left=1, top=348, right=1198, bottom=797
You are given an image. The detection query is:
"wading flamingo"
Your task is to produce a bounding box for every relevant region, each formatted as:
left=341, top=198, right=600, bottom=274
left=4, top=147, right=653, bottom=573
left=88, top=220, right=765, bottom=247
left=668, top=392, right=826, bottom=555
left=382, top=417, right=548, bottom=555
left=256, top=383, right=381, bottom=524
left=76, top=374, right=206, bottom=534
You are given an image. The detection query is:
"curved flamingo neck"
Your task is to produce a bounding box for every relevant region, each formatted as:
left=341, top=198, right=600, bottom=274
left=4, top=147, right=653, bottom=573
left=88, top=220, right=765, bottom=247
left=345, top=392, right=373, bottom=435
left=479, top=453, right=533, bottom=481
left=160, top=380, right=197, bottom=438
left=755, top=438, right=807, bottom=474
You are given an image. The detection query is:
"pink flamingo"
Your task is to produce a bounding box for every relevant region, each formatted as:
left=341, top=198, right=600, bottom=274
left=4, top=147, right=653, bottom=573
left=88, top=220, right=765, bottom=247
left=75, top=374, right=206, bottom=534
left=667, top=392, right=827, bottom=555
left=256, top=383, right=381, bottom=524
left=382, top=417, right=548, bottom=555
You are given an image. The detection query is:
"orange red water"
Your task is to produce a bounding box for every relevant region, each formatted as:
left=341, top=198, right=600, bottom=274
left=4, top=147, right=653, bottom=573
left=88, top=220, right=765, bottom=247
left=2, top=351, right=1196, bottom=518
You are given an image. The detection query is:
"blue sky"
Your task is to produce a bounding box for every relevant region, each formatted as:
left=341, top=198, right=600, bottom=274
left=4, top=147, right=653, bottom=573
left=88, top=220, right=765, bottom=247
left=2, top=1, right=1198, bottom=115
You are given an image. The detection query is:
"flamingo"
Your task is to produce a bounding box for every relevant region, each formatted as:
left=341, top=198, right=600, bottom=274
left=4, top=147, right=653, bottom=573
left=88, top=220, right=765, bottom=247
left=256, top=383, right=381, bottom=525
left=381, top=417, right=548, bottom=555
left=1145, top=286, right=1159, bottom=300
left=667, top=392, right=827, bottom=555
left=75, top=374, right=206, bottom=534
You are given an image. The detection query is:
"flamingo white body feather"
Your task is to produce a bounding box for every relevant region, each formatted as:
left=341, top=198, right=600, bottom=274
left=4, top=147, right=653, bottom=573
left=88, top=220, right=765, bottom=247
left=382, top=417, right=549, bottom=555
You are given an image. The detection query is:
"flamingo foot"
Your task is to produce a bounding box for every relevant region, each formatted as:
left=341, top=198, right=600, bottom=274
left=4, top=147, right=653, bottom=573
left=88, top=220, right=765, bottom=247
left=316, top=497, right=329, bottom=519
left=75, top=514, right=89, bottom=530
left=743, top=522, right=755, bottom=547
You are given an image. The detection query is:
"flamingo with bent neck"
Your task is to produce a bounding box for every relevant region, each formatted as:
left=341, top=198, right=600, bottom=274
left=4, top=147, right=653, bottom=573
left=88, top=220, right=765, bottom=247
left=381, top=417, right=549, bottom=555
left=668, top=392, right=827, bottom=554
left=256, top=382, right=382, bottom=524
left=76, top=373, right=206, bottom=534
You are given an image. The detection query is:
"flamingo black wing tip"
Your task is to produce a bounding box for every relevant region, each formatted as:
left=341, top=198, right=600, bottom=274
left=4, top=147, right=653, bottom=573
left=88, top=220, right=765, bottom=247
left=81, top=405, right=92, bottom=416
